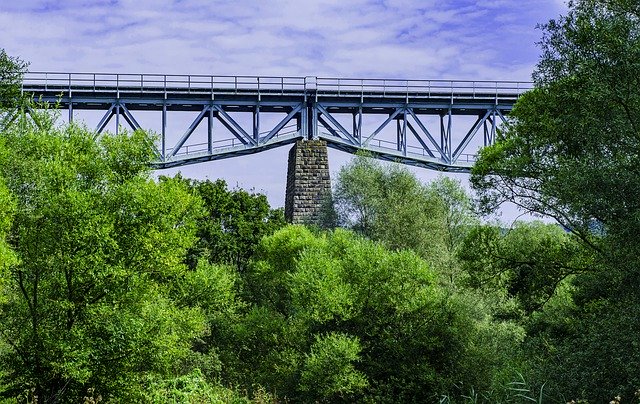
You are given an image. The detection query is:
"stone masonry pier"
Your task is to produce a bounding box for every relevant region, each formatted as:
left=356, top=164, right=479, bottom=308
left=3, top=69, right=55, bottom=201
left=284, top=140, right=331, bottom=224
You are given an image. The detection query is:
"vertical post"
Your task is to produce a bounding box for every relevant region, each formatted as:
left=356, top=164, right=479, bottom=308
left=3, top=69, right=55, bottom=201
left=68, top=102, right=73, bottom=123
left=353, top=112, right=358, bottom=143
left=440, top=110, right=452, bottom=164
left=402, top=108, right=407, bottom=156
left=440, top=114, right=446, bottom=162
left=161, top=103, right=167, bottom=161
left=208, top=105, right=214, bottom=154
left=253, top=105, right=260, bottom=143
left=483, top=120, right=489, bottom=147
left=115, top=103, right=120, bottom=135
left=491, top=108, right=497, bottom=145
left=310, top=105, right=318, bottom=140
left=357, top=106, right=362, bottom=146
left=397, top=119, right=402, bottom=152
left=299, top=106, right=307, bottom=138
left=446, top=108, right=452, bottom=163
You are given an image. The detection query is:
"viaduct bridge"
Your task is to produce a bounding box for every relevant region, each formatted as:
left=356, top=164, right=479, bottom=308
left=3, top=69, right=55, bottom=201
left=21, top=72, right=530, bottom=223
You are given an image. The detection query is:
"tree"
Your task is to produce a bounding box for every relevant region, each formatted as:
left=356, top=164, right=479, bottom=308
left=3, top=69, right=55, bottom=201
left=179, top=178, right=285, bottom=272
left=0, top=115, right=208, bottom=402
left=0, top=49, right=27, bottom=111
left=227, top=225, right=523, bottom=403
left=458, top=221, right=586, bottom=315
left=0, top=169, right=16, bottom=301
left=472, top=0, right=640, bottom=255
left=426, top=176, right=477, bottom=252
left=471, top=0, right=640, bottom=400
left=332, top=155, right=449, bottom=267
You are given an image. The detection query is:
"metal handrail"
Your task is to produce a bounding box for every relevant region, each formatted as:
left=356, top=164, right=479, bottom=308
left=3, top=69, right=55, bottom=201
left=21, top=71, right=533, bottom=99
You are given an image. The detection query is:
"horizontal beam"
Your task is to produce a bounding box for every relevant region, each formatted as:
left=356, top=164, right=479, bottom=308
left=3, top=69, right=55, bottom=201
left=24, top=72, right=523, bottom=172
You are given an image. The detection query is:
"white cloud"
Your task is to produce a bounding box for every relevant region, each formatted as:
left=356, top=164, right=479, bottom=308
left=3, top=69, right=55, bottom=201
left=1, top=0, right=564, bottom=214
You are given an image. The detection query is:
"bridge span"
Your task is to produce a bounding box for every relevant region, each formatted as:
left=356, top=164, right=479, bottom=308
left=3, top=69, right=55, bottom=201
left=22, top=72, right=531, bottom=173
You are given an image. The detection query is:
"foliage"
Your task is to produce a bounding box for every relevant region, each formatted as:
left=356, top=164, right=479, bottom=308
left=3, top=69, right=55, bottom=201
left=471, top=0, right=640, bottom=400
left=471, top=0, right=640, bottom=254
left=142, top=369, right=257, bottom=404
left=178, top=177, right=286, bottom=271
left=0, top=49, right=28, bottom=111
left=427, top=175, right=478, bottom=253
left=458, top=221, right=585, bottom=315
left=0, top=165, right=16, bottom=300
left=0, top=115, right=208, bottom=402
left=226, top=225, right=523, bottom=403
left=332, top=155, right=448, bottom=266
left=299, top=333, right=368, bottom=399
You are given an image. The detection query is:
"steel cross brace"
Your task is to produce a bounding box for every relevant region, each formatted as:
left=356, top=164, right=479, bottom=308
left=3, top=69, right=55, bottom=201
left=314, top=103, right=506, bottom=165
left=166, top=102, right=305, bottom=159
left=96, top=102, right=141, bottom=134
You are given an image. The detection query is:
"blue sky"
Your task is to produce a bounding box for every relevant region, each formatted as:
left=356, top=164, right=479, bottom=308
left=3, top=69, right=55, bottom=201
left=1, top=0, right=567, bottom=217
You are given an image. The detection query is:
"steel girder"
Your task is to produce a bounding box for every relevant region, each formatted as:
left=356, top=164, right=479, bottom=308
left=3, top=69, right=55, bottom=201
left=313, top=101, right=510, bottom=172
left=21, top=72, right=526, bottom=172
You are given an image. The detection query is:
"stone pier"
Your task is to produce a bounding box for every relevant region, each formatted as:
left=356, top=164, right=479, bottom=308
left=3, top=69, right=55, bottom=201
left=284, top=140, right=331, bottom=224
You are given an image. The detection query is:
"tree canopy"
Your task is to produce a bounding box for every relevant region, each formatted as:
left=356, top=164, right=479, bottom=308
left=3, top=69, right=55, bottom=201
left=0, top=112, right=213, bottom=401
left=0, top=49, right=27, bottom=111
left=471, top=0, right=640, bottom=400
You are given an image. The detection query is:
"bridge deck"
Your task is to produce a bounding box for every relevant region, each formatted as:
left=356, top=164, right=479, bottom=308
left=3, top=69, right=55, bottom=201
left=21, top=72, right=532, bottom=172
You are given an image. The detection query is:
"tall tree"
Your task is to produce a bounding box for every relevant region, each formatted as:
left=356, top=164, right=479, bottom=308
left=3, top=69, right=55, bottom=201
left=458, top=221, right=585, bottom=315
left=179, top=177, right=286, bottom=271
left=229, top=225, right=523, bottom=403
left=472, top=0, right=640, bottom=254
left=0, top=115, right=207, bottom=402
left=471, top=0, right=640, bottom=400
left=0, top=49, right=27, bottom=111
left=332, top=155, right=448, bottom=267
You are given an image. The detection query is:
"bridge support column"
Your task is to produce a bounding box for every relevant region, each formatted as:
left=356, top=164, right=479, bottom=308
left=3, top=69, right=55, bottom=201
left=284, top=140, right=331, bottom=224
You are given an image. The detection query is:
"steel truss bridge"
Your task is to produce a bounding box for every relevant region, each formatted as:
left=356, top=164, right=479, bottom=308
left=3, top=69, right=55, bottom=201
left=21, top=72, right=531, bottom=172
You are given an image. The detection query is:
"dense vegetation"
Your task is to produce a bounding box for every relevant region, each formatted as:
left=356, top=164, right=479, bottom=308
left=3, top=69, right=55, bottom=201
left=0, top=0, right=639, bottom=402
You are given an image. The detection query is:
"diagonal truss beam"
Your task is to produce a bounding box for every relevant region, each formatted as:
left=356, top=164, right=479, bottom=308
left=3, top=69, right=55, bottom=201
left=119, top=104, right=141, bottom=131
left=452, top=110, right=491, bottom=162
left=168, top=107, right=210, bottom=158
left=317, top=115, right=342, bottom=139
left=316, top=104, right=359, bottom=145
left=260, top=104, right=303, bottom=144
left=165, top=103, right=305, bottom=159
left=406, top=121, right=435, bottom=158
left=364, top=108, right=402, bottom=145
left=96, top=104, right=116, bottom=134
left=406, top=108, right=444, bottom=156
left=211, top=105, right=256, bottom=146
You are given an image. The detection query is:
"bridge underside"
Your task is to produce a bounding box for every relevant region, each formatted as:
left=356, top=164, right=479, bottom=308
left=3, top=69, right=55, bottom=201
left=21, top=73, right=525, bottom=172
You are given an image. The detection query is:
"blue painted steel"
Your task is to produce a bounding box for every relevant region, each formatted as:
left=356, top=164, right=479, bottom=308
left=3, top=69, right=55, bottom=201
left=21, top=72, right=531, bottom=172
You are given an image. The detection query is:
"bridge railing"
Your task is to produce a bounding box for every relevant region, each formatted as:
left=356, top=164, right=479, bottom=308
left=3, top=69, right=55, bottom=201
left=22, top=72, right=533, bottom=99
left=315, top=77, right=532, bottom=99
left=23, top=72, right=309, bottom=95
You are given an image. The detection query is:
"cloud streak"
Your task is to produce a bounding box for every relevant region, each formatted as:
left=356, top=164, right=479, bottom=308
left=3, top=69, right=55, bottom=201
left=1, top=0, right=567, bottom=209
left=3, top=0, right=564, bottom=79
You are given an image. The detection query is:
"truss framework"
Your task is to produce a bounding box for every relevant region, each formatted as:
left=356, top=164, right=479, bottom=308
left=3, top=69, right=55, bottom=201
left=21, top=72, right=527, bottom=172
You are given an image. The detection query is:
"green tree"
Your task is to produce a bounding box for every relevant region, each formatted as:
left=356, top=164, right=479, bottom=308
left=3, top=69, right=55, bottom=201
left=332, top=155, right=448, bottom=267
left=471, top=0, right=640, bottom=400
left=0, top=49, right=27, bottom=111
left=426, top=176, right=477, bottom=252
left=458, top=221, right=586, bottom=315
left=228, top=225, right=523, bottom=403
left=180, top=178, right=285, bottom=271
left=0, top=170, right=16, bottom=301
left=472, top=0, right=640, bottom=255
left=0, top=116, right=208, bottom=402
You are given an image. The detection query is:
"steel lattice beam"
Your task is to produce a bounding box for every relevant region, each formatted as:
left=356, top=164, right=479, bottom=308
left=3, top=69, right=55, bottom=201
left=21, top=72, right=529, bottom=171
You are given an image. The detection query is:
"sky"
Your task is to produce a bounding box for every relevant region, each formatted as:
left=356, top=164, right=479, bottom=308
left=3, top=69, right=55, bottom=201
left=1, top=0, right=567, bottom=220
